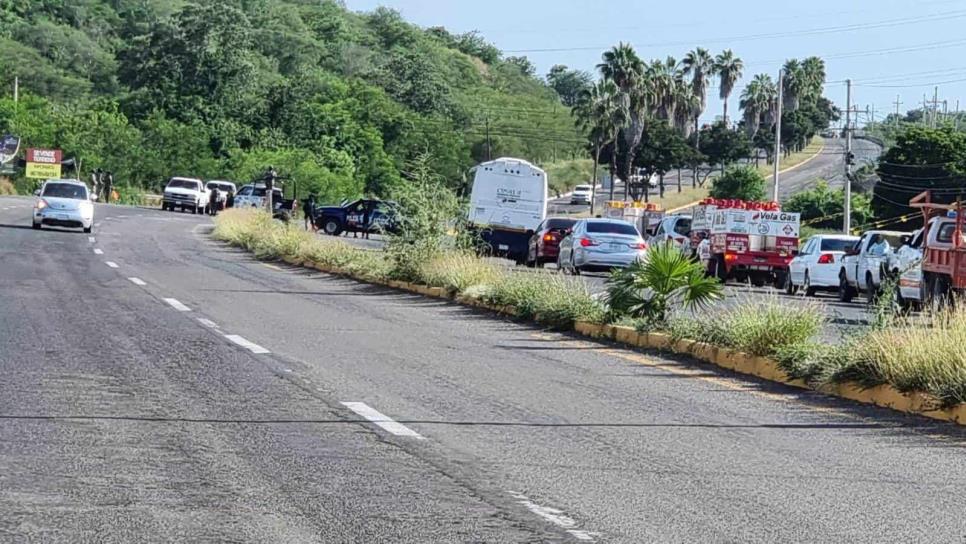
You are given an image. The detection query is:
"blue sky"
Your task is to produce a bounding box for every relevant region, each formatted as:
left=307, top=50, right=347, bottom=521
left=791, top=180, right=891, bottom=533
left=348, top=0, right=966, bottom=124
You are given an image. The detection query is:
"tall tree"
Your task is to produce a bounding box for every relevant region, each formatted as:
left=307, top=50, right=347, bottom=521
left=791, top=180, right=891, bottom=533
left=683, top=47, right=714, bottom=131
left=714, top=49, right=743, bottom=126
left=547, top=64, right=593, bottom=107
left=573, top=79, right=627, bottom=204
left=739, top=73, right=777, bottom=138
left=781, top=58, right=805, bottom=112
left=597, top=43, right=650, bottom=200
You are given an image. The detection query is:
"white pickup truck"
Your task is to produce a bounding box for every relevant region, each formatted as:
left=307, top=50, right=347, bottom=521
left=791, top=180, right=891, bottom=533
left=162, top=177, right=210, bottom=214
left=837, top=229, right=907, bottom=303
left=889, top=228, right=925, bottom=307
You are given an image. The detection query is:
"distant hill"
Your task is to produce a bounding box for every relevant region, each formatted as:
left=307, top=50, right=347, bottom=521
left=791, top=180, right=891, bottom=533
left=0, top=0, right=583, bottom=198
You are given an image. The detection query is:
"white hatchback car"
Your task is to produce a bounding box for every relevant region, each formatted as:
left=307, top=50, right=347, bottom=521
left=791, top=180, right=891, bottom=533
left=32, top=179, right=94, bottom=233
left=786, top=234, right=859, bottom=296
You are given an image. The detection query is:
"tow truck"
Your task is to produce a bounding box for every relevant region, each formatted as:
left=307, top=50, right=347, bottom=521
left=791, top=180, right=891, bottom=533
left=690, top=198, right=800, bottom=287
left=909, top=191, right=966, bottom=304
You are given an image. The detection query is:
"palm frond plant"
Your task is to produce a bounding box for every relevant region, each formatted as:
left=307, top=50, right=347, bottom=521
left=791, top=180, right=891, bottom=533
left=604, top=241, right=723, bottom=324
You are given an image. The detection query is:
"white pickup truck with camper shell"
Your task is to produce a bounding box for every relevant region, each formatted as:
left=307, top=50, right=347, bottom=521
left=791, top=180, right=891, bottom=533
left=838, top=229, right=908, bottom=303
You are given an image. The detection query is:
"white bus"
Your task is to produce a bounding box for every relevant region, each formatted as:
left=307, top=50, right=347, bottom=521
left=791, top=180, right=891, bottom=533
left=468, top=157, right=548, bottom=263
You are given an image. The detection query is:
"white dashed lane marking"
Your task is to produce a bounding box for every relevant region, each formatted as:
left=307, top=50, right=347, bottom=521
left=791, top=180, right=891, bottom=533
left=105, top=261, right=118, bottom=268
left=341, top=402, right=424, bottom=439
left=508, top=491, right=597, bottom=541
left=93, top=249, right=104, bottom=255
left=163, top=298, right=191, bottom=312
left=224, top=334, right=270, bottom=354
left=197, top=318, right=220, bottom=329
left=127, top=277, right=146, bottom=286
left=88, top=236, right=95, bottom=243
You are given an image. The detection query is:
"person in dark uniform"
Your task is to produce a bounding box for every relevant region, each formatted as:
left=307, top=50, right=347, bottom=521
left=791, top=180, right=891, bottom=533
left=226, top=188, right=235, bottom=209
left=303, top=193, right=317, bottom=231
left=209, top=185, right=220, bottom=216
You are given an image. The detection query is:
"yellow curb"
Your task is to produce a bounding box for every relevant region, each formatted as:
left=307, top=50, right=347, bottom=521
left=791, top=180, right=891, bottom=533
left=714, top=348, right=738, bottom=370
left=281, top=255, right=301, bottom=266
left=613, top=326, right=641, bottom=346
left=601, top=324, right=618, bottom=340
left=732, top=353, right=757, bottom=376
left=646, top=332, right=672, bottom=350
left=869, top=385, right=912, bottom=412
left=752, top=356, right=785, bottom=383
left=574, top=321, right=604, bottom=338
left=834, top=383, right=876, bottom=404
left=672, top=339, right=696, bottom=355
left=692, top=342, right=717, bottom=364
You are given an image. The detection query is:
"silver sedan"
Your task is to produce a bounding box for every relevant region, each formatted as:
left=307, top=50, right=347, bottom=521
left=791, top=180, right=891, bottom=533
left=32, top=179, right=94, bottom=233
left=557, top=218, right=648, bottom=274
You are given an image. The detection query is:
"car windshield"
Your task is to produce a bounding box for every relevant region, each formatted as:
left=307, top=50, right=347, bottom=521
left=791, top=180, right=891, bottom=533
left=586, top=221, right=639, bottom=236
left=820, top=238, right=857, bottom=252
left=236, top=186, right=252, bottom=196
left=168, top=179, right=200, bottom=190
left=575, top=185, right=591, bottom=191
left=545, top=218, right=577, bottom=231
left=42, top=183, right=87, bottom=199
left=208, top=183, right=233, bottom=192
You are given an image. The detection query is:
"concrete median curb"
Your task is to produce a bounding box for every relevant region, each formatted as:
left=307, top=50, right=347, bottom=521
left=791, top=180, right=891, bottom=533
left=573, top=321, right=964, bottom=426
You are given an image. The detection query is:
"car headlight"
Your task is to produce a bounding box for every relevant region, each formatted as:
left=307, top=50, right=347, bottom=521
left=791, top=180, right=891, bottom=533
left=35, top=199, right=48, bottom=210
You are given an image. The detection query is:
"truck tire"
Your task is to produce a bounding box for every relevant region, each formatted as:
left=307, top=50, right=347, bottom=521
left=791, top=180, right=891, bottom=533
left=865, top=272, right=878, bottom=304
left=714, top=255, right=727, bottom=282
left=323, top=218, right=342, bottom=236
left=784, top=272, right=797, bottom=295
left=774, top=271, right=788, bottom=291
left=931, top=275, right=951, bottom=309
left=838, top=272, right=855, bottom=303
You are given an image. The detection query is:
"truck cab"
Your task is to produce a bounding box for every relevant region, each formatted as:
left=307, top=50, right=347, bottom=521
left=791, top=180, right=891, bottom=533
left=650, top=215, right=692, bottom=249
left=162, top=177, right=210, bottom=214
left=315, top=199, right=399, bottom=236
left=838, top=230, right=907, bottom=303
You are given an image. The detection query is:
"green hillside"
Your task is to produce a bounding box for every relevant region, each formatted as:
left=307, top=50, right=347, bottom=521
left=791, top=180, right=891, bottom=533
left=0, top=0, right=584, bottom=200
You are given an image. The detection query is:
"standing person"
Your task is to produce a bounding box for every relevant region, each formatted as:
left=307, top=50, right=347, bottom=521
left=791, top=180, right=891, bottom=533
left=104, top=171, right=114, bottom=203
left=696, top=232, right=713, bottom=275
left=209, top=185, right=221, bottom=216
left=303, top=193, right=317, bottom=232
left=226, top=188, right=235, bottom=209
left=90, top=169, right=100, bottom=201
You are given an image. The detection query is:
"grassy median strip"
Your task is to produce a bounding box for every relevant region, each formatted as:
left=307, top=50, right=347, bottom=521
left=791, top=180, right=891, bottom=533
left=214, top=209, right=964, bottom=418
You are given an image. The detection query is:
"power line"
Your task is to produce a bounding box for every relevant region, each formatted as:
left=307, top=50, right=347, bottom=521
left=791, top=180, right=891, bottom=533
left=502, top=9, right=966, bottom=54
left=857, top=76, right=966, bottom=89
left=743, top=38, right=966, bottom=69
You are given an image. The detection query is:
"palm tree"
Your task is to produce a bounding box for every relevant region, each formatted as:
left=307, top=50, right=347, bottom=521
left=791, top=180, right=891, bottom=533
left=714, top=50, right=743, bottom=126
left=598, top=43, right=648, bottom=200
left=573, top=80, right=627, bottom=207
left=683, top=48, right=714, bottom=129
left=800, top=56, right=826, bottom=102
left=781, top=59, right=805, bottom=112
left=648, top=56, right=684, bottom=126
left=739, top=73, right=777, bottom=138
left=605, top=241, right=723, bottom=323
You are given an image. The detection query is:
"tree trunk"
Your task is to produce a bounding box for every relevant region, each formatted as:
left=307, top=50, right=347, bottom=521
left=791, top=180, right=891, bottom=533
left=692, top=116, right=700, bottom=188
left=677, top=169, right=682, bottom=193
left=722, top=97, right=729, bottom=127
left=659, top=173, right=665, bottom=198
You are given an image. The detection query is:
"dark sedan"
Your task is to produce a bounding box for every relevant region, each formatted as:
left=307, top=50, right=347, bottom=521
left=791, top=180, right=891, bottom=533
left=525, top=217, right=577, bottom=268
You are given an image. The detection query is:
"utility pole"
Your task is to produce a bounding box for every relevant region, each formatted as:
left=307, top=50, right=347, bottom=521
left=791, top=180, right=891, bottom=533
left=893, top=95, right=902, bottom=129
left=772, top=69, right=784, bottom=202
left=956, top=100, right=961, bottom=130
left=13, top=76, right=18, bottom=103
left=844, top=79, right=853, bottom=234
left=922, top=94, right=928, bottom=126
left=933, top=86, right=939, bottom=128
left=484, top=116, right=492, bottom=161
left=869, top=104, right=875, bottom=131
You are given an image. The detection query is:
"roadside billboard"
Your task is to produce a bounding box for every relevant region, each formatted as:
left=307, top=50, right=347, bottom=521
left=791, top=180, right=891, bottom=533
left=0, top=135, right=19, bottom=165
left=25, top=148, right=62, bottom=179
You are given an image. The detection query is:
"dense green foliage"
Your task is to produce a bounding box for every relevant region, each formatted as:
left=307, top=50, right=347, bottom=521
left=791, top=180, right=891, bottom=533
left=709, top=165, right=766, bottom=201
left=873, top=126, right=966, bottom=219
left=0, top=0, right=581, bottom=198
left=784, top=180, right=873, bottom=230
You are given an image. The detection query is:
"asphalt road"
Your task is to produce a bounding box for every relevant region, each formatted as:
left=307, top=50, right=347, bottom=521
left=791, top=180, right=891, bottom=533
left=2, top=197, right=964, bottom=543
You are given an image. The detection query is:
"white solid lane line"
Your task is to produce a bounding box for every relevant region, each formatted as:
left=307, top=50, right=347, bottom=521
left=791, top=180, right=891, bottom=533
left=341, top=402, right=424, bottom=439
left=105, top=261, right=118, bottom=268
left=508, top=492, right=597, bottom=541
left=128, top=277, right=147, bottom=286
left=163, top=298, right=191, bottom=312
left=224, top=334, right=270, bottom=354
left=93, top=249, right=104, bottom=255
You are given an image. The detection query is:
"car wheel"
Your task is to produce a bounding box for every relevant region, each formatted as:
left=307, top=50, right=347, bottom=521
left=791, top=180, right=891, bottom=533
left=323, top=219, right=342, bottom=236
left=803, top=272, right=816, bottom=297
left=838, top=273, right=854, bottom=303
left=32, top=222, right=41, bottom=230
left=784, top=272, right=797, bottom=295
left=83, top=226, right=92, bottom=234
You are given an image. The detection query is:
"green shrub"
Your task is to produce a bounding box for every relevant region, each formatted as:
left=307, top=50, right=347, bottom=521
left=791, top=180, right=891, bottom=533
left=484, top=271, right=605, bottom=328
left=418, top=252, right=503, bottom=293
